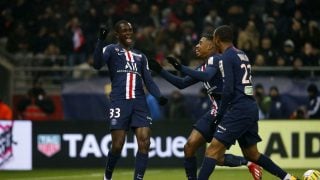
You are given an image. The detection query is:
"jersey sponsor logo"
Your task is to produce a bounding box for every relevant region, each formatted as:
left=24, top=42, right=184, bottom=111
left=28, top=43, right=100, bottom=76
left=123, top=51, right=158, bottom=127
left=37, top=134, right=61, bottom=157
left=62, top=134, right=187, bottom=158
left=125, top=61, right=138, bottom=71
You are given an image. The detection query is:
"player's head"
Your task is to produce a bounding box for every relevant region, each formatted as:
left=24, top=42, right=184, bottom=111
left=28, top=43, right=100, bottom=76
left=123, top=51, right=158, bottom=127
left=213, top=25, right=233, bottom=53
left=307, top=83, right=318, bottom=98
left=195, top=29, right=215, bottom=58
left=114, top=20, right=134, bottom=48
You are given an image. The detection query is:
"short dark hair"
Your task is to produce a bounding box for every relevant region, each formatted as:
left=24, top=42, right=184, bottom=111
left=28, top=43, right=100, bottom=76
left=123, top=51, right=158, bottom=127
left=201, top=28, right=214, bottom=40
left=114, top=20, right=130, bottom=32
left=214, top=25, right=233, bottom=42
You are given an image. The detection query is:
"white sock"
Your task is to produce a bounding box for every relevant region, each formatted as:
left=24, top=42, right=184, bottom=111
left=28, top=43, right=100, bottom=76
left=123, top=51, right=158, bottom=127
left=283, top=174, right=291, bottom=180
left=247, top=161, right=252, bottom=166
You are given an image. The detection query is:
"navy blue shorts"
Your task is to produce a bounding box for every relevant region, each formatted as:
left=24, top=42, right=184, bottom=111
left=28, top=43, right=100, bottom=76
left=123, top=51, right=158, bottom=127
left=193, top=110, right=216, bottom=143
left=214, top=101, right=262, bottom=149
left=108, top=98, right=152, bottom=131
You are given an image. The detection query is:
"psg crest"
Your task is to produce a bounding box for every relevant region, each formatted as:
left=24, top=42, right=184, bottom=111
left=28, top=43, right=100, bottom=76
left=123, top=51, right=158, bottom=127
left=37, top=134, right=61, bottom=157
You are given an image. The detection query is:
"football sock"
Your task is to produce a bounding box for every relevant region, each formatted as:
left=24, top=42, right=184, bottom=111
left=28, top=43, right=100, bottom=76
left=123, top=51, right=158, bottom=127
left=283, top=174, right=292, bottom=180
left=104, top=151, right=121, bottom=179
left=255, top=154, right=287, bottom=179
left=184, top=156, right=197, bottom=180
left=134, top=151, right=149, bottom=180
left=223, top=154, right=248, bottom=167
left=198, top=156, right=217, bottom=180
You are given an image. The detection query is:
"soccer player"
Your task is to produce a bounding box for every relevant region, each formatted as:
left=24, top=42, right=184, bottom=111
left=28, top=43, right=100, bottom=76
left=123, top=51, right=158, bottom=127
left=93, top=20, right=167, bottom=180
left=149, top=30, right=262, bottom=180
left=197, top=25, right=298, bottom=180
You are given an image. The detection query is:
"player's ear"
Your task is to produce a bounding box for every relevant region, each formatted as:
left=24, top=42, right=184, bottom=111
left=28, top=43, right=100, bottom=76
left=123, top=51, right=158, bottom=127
left=207, top=41, right=214, bottom=51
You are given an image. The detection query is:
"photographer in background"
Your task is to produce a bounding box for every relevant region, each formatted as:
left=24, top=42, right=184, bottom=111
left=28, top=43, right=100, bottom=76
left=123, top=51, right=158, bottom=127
left=17, top=79, right=55, bottom=121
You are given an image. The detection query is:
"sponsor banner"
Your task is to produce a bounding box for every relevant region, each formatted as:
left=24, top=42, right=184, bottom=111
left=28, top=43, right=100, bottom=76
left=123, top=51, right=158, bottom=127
left=0, top=120, right=32, bottom=170
left=33, top=121, right=198, bottom=168
left=226, top=121, right=320, bottom=168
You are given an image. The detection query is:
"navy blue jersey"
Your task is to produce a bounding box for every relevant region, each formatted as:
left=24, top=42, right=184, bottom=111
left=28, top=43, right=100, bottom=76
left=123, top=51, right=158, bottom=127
left=218, top=46, right=255, bottom=115
left=93, top=40, right=161, bottom=100
left=192, top=54, right=223, bottom=96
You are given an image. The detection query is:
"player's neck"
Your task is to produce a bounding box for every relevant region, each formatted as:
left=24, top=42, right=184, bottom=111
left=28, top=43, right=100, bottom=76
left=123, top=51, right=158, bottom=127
left=118, top=42, right=131, bottom=50
left=221, top=43, right=233, bottom=53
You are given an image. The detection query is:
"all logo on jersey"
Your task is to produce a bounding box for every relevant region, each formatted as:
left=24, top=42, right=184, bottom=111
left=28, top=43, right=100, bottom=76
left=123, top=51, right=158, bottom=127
left=37, top=134, right=61, bottom=157
left=125, top=61, right=137, bottom=71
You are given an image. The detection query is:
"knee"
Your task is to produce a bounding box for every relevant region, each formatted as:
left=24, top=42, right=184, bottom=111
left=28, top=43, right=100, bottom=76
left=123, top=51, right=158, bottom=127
left=112, top=141, right=124, bottom=153
left=205, top=143, right=225, bottom=160
left=184, top=141, right=196, bottom=157
left=138, top=138, right=150, bottom=152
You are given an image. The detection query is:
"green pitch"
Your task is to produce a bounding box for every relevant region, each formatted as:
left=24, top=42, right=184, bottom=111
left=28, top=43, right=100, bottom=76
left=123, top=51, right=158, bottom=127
left=0, top=168, right=307, bottom=180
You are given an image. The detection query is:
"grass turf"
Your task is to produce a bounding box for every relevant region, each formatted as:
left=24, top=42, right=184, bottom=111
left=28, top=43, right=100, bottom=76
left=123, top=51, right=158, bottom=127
left=0, top=168, right=307, bottom=180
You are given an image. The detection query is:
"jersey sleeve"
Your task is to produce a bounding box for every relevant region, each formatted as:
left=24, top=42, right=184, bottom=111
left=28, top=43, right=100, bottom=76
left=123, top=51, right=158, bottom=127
left=93, top=40, right=111, bottom=70
left=180, top=56, right=218, bottom=82
left=217, top=53, right=234, bottom=116
left=160, top=69, right=198, bottom=89
left=142, top=55, right=162, bottom=99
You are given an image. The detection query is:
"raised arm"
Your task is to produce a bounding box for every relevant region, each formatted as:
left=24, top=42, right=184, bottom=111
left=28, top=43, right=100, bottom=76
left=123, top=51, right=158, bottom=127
left=93, top=26, right=109, bottom=70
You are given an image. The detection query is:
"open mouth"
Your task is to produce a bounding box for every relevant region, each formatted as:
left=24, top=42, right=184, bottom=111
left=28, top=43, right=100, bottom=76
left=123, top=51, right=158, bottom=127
left=125, top=36, right=132, bottom=43
left=195, top=48, right=200, bottom=55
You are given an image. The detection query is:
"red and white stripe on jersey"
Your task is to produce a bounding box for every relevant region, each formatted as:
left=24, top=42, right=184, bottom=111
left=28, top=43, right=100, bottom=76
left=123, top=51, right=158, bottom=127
left=125, top=50, right=136, bottom=99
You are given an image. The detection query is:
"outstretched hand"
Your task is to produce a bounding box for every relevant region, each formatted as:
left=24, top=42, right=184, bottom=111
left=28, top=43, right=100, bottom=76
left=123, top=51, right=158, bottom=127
left=98, top=25, right=109, bottom=40
left=148, top=59, right=163, bottom=73
left=166, top=56, right=182, bottom=71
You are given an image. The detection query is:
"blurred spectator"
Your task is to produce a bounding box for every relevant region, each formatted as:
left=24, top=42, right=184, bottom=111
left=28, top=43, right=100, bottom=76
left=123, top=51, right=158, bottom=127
left=17, top=79, right=55, bottom=121
left=168, top=90, right=188, bottom=121
left=203, top=9, right=222, bottom=28
left=254, top=53, right=266, bottom=67
left=259, top=36, right=277, bottom=66
left=6, top=23, right=30, bottom=54
left=305, top=20, right=320, bottom=49
left=306, top=84, right=320, bottom=119
left=301, top=42, right=319, bottom=66
left=287, top=18, right=304, bottom=51
left=254, top=84, right=271, bottom=119
left=0, top=99, right=13, bottom=120
left=1, top=0, right=320, bottom=71
left=66, top=17, right=86, bottom=66
left=291, top=57, right=305, bottom=79
left=280, top=39, right=298, bottom=66
left=237, top=20, right=260, bottom=51
left=268, top=86, right=289, bottom=119
left=262, top=17, right=278, bottom=44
